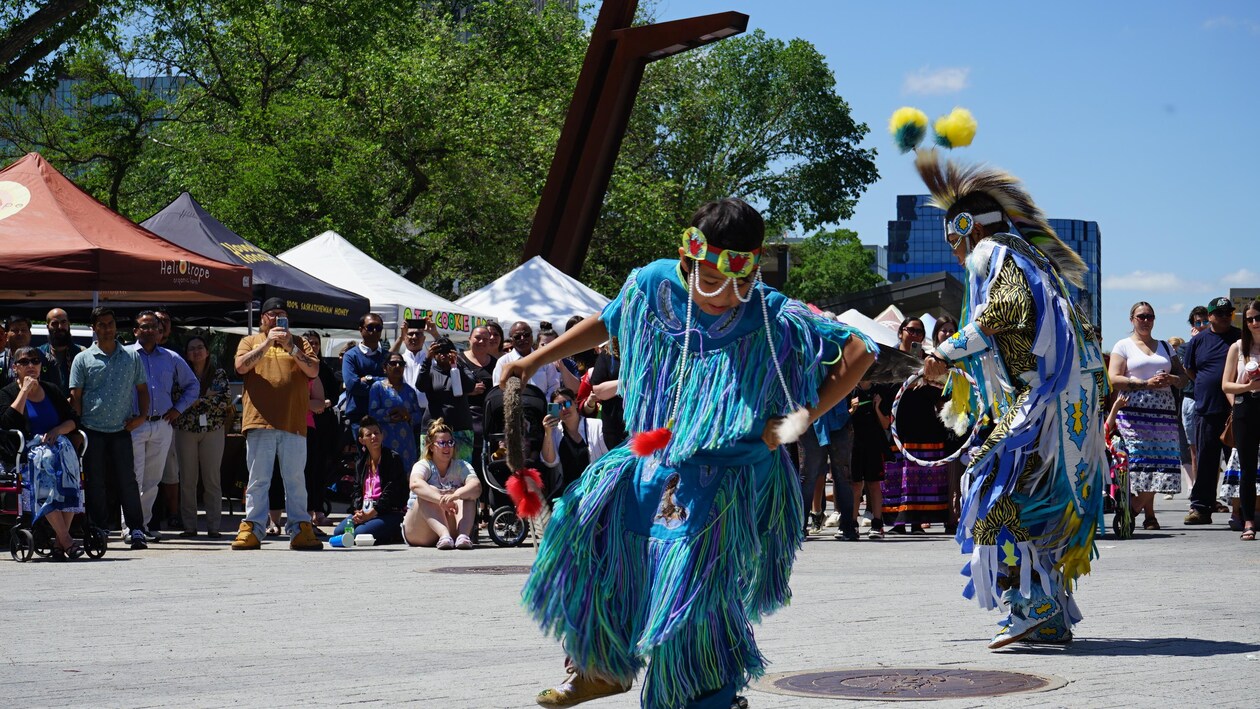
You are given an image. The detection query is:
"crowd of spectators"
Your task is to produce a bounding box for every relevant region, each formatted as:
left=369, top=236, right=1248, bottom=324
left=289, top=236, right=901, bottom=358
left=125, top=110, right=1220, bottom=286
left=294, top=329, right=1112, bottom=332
left=5, top=294, right=1255, bottom=556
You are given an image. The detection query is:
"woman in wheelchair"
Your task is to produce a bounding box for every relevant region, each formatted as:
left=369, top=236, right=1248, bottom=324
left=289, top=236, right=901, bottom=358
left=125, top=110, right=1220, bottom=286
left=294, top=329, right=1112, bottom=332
left=1, top=347, right=82, bottom=559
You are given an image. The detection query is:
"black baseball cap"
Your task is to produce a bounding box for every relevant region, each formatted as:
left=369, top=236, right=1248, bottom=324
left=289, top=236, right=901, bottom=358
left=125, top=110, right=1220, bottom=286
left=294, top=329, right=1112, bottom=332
left=1207, top=297, right=1235, bottom=314
left=260, top=297, right=287, bottom=314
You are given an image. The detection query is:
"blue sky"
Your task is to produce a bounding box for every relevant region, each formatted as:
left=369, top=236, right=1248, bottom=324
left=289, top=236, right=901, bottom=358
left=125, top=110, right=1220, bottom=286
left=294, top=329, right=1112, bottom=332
left=653, top=0, right=1260, bottom=344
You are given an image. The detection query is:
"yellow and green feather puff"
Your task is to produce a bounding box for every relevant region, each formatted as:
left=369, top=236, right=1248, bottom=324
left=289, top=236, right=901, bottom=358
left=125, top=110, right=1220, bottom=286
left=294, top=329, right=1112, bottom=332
left=934, top=107, right=977, bottom=149
left=889, top=106, right=929, bottom=153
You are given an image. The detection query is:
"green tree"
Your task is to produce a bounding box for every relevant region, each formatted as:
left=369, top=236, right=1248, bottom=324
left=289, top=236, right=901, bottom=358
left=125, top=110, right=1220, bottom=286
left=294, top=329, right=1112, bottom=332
left=584, top=28, right=878, bottom=295
left=0, top=0, right=133, bottom=95
left=782, top=228, right=883, bottom=304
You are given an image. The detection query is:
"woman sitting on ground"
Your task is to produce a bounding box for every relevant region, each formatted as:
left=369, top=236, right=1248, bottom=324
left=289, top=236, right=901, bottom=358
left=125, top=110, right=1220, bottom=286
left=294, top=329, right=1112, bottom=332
left=329, top=416, right=408, bottom=547
left=403, top=418, right=481, bottom=550
left=0, top=346, right=81, bottom=558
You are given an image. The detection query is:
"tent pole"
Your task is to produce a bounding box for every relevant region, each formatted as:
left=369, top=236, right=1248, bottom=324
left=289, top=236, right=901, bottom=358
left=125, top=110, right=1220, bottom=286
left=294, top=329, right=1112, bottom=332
left=92, top=291, right=99, bottom=308
left=247, top=301, right=254, bottom=335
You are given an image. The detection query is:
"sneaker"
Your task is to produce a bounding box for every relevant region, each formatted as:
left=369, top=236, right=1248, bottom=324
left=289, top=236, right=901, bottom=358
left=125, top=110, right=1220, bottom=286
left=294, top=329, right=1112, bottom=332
left=179, top=529, right=198, bottom=538
left=455, top=534, right=473, bottom=550
left=129, top=530, right=148, bottom=550
left=289, top=522, right=324, bottom=550
left=834, top=528, right=860, bottom=542
left=436, top=535, right=455, bottom=550
left=868, top=527, right=884, bottom=540
left=1184, top=509, right=1212, bottom=525
left=206, top=530, right=222, bottom=539
left=142, top=528, right=162, bottom=543
left=824, top=511, right=841, bottom=528
left=231, top=521, right=261, bottom=550
left=535, top=671, right=631, bottom=707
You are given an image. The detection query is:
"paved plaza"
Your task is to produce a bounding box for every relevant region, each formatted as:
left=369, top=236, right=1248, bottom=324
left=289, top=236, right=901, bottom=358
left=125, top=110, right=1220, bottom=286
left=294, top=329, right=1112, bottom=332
left=3, top=496, right=1257, bottom=708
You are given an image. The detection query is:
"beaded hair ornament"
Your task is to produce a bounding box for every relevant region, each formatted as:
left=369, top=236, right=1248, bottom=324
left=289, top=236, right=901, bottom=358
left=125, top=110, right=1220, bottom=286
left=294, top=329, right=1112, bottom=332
left=629, top=227, right=810, bottom=457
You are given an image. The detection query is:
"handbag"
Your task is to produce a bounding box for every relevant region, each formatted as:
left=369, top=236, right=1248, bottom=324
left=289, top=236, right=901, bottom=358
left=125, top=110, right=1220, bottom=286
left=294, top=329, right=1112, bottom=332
left=1221, top=412, right=1235, bottom=448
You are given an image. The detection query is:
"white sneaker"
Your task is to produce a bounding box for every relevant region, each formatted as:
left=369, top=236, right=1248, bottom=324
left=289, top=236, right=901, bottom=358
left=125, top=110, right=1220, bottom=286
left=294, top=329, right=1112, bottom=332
left=824, top=512, right=841, bottom=528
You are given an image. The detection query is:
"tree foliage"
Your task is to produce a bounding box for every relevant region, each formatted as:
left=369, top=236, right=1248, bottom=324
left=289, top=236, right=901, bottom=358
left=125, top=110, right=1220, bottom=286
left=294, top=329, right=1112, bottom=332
left=782, top=228, right=884, bottom=304
left=0, top=0, right=133, bottom=96
left=0, top=1, right=879, bottom=304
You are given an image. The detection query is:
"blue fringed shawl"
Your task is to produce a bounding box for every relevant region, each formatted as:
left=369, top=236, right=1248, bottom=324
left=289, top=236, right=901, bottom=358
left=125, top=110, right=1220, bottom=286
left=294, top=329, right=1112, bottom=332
left=603, top=260, right=869, bottom=467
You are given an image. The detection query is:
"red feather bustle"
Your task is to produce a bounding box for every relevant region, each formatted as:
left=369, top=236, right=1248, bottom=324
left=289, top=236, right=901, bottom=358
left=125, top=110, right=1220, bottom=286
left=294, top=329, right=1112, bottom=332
left=630, top=427, right=672, bottom=457
left=506, top=468, right=545, bottom=518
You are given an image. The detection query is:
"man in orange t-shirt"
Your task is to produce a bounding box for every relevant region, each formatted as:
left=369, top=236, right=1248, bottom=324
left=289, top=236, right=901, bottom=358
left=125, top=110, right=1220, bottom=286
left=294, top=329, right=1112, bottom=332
left=229, top=297, right=324, bottom=550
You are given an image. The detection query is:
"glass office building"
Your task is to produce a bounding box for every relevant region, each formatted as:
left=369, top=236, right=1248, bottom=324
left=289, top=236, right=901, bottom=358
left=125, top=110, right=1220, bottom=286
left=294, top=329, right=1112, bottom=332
left=886, top=195, right=1102, bottom=327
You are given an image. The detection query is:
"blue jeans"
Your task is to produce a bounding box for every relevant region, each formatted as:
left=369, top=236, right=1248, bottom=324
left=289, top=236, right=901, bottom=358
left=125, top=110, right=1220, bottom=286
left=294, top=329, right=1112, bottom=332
left=332, top=510, right=404, bottom=545
left=244, top=429, right=309, bottom=537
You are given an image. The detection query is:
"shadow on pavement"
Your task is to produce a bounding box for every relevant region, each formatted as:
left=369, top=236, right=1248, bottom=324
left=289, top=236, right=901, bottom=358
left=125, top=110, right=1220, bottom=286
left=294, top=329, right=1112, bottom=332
left=1023, top=638, right=1260, bottom=657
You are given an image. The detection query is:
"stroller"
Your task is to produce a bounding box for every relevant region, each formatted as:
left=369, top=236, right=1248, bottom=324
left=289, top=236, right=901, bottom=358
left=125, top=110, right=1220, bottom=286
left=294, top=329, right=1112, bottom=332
left=3, top=429, right=107, bottom=562
left=478, top=433, right=564, bottom=547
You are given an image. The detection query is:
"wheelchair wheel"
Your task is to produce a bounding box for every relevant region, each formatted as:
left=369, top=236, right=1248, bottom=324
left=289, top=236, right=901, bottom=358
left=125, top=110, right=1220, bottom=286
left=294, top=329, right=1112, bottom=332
left=32, top=529, right=54, bottom=558
left=9, top=527, right=34, bottom=562
left=84, top=528, right=108, bottom=559
left=488, top=506, right=528, bottom=547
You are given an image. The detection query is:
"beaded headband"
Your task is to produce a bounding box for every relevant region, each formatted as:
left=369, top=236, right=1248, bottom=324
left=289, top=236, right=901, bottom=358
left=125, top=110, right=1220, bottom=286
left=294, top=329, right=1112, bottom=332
left=682, top=227, right=761, bottom=279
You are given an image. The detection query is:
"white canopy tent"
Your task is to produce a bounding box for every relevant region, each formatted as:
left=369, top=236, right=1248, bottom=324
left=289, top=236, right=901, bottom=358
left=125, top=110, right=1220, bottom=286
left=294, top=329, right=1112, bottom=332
left=278, top=231, right=494, bottom=347
left=455, top=256, right=610, bottom=332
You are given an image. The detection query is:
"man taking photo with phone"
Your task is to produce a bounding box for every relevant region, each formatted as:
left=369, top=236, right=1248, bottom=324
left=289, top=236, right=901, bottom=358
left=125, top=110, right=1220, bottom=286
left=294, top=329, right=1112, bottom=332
left=231, top=297, right=323, bottom=550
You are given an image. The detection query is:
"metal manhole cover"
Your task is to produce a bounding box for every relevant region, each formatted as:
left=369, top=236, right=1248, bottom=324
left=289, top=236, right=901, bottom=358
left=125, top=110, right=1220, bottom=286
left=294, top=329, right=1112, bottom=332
left=427, top=565, right=532, bottom=575
left=755, top=667, right=1065, bottom=701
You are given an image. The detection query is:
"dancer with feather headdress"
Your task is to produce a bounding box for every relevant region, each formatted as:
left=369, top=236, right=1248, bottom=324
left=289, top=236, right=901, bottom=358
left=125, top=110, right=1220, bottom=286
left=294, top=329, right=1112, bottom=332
left=891, top=107, right=1109, bottom=648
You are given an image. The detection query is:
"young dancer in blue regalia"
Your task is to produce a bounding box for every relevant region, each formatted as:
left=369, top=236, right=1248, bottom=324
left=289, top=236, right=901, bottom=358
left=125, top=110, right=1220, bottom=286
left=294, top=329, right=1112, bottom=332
left=892, top=107, right=1109, bottom=649
left=499, top=198, right=876, bottom=708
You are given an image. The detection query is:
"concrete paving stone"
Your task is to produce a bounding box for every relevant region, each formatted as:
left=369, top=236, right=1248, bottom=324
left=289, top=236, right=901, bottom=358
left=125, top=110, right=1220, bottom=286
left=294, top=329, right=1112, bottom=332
left=2, top=498, right=1257, bottom=707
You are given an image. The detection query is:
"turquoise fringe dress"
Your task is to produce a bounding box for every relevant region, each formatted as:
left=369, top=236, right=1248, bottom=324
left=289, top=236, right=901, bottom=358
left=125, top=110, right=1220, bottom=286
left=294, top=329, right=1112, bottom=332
left=521, top=259, right=875, bottom=709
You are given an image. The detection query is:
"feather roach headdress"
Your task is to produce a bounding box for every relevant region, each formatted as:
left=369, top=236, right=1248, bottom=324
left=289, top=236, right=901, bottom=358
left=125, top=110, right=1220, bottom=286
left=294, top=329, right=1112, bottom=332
left=892, top=105, right=1088, bottom=289
left=913, top=148, right=1087, bottom=288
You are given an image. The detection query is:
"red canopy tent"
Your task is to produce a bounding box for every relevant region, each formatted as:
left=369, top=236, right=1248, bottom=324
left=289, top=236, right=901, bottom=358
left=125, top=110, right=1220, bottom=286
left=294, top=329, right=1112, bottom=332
left=0, top=153, right=251, bottom=303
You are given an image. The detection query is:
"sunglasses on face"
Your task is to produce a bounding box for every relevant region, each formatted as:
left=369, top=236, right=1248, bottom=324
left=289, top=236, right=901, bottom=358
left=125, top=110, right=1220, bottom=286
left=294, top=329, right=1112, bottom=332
left=362, top=324, right=383, bottom=333
left=1247, top=316, right=1260, bottom=324
left=903, top=328, right=925, bottom=336
left=1193, top=320, right=1209, bottom=327
left=14, top=358, right=41, bottom=367
left=555, top=400, right=574, bottom=410
left=386, top=360, right=405, bottom=367
left=1134, top=314, right=1154, bottom=322
left=433, top=439, right=456, bottom=448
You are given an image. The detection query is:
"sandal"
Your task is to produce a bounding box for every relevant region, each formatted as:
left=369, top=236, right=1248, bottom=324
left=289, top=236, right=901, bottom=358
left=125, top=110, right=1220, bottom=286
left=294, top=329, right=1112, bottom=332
left=1242, top=528, right=1256, bottom=541
left=65, top=542, right=84, bottom=559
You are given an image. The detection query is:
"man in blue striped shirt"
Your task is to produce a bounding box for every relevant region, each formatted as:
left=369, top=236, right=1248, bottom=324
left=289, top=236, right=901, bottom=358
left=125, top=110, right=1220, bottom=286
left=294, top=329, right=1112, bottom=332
left=127, top=311, right=197, bottom=540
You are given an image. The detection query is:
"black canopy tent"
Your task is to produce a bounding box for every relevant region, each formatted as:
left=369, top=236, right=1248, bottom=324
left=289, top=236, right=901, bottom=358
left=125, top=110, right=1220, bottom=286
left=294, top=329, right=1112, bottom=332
left=141, top=193, right=369, bottom=329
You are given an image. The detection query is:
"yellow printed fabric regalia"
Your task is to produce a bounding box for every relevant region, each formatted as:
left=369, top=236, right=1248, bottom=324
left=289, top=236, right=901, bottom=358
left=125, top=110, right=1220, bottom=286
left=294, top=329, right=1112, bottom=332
left=915, top=147, right=1108, bottom=646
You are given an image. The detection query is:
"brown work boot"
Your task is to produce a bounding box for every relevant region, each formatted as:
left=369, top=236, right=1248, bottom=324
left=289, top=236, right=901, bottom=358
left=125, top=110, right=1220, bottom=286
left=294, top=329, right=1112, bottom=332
left=230, top=521, right=260, bottom=550
left=536, top=671, right=631, bottom=707
left=289, top=521, right=324, bottom=550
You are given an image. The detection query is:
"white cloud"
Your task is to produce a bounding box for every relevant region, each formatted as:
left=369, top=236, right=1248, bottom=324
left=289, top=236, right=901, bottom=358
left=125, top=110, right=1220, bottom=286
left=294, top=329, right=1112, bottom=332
left=902, top=67, right=970, bottom=95
left=1220, top=268, right=1260, bottom=287
left=1203, top=16, right=1260, bottom=34
left=1101, top=270, right=1210, bottom=292
left=1168, top=302, right=1185, bottom=315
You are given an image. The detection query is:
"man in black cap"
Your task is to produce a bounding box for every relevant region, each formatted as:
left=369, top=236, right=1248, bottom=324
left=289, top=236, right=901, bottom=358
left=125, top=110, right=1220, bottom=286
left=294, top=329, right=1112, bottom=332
left=230, top=297, right=323, bottom=550
left=1184, top=296, right=1242, bottom=524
